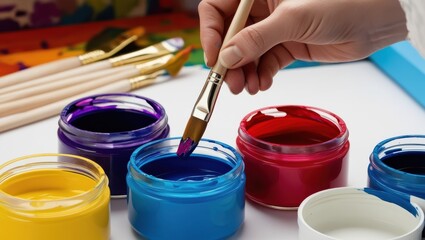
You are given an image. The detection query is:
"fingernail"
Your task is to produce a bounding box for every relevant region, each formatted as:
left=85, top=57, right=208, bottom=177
left=220, top=46, right=242, bottom=68
left=203, top=52, right=209, bottom=66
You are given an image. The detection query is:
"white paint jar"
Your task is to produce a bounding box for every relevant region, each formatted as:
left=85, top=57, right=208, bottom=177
left=298, top=187, right=424, bottom=240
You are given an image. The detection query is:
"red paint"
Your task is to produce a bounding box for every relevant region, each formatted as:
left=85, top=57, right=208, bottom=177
left=236, top=105, right=349, bottom=209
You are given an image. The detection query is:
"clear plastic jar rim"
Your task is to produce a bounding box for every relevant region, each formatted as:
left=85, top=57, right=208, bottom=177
left=238, top=105, right=349, bottom=154
left=128, top=137, right=245, bottom=194
left=58, top=93, right=169, bottom=146
left=371, top=134, right=425, bottom=181
left=0, top=153, right=108, bottom=213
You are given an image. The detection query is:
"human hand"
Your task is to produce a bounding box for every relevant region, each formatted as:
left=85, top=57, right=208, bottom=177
left=199, top=0, right=407, bottom=94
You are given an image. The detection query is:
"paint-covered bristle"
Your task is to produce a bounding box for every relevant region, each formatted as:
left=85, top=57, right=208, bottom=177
left=177, top=116, right=208, bottom=157
left=177, top=138, right=197, bottom=157
left=165, top=37, right=185, bottom=51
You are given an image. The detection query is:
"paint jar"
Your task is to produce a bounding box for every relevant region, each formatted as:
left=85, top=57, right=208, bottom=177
left=58, top=93, right=170, bottom=197
left=127, top=137, right=245, bottom=240
left=236, top=105, right=349, bottom=209
left=368, top=135, right=425, bottom=214
left=298, top=187, right=424, bottom=240
left=0, top=153, right=110, bottom=240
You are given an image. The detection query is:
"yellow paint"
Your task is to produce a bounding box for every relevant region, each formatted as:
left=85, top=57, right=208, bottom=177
left=0, top=169, right=110, bottom=240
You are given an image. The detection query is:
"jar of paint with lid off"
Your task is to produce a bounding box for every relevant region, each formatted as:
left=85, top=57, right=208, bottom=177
left=237, top=105, right=350, bottom=209
left=368, top=135, right=425, bottom=213
left=0, top=153, right=110, bottom=240
left=127, top=137, right=245, bottom=240
left=58, top=93, right=170, bottom=197
left=298, top=187, right=424, bottom=240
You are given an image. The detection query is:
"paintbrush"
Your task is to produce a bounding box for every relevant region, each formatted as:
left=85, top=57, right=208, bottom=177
left=0, top=27, right=145, bottom=89
left=0, top=37, right=185, bottom=96
left=0, top=65, right=129, bottom=103
left=0, top=47, right=192, bottom=103
left=177, top=0, right=254, bottom=157
left=0, top=48, right=190, bottom=133
left=0, top=47, right=191, bottom=117
left=0, top=54, right=174, bottom=104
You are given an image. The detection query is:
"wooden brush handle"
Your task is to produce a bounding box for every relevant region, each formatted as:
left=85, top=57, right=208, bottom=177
left=0, top=80, right=131, bottom=133
left=0, top=72, right=164, bottom=132
left=0, top=64, right=136, bottom=103
left=0, top=68, right=140, bottom=117
left=0, top=60, right=112, bottom=95
left=191, top=0, right=254, bottom=123
left=212, top=0, right=255, bottom=75
left=0, top=57, right=82, bottom=89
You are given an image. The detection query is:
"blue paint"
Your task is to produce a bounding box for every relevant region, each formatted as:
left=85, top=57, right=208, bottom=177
left=127, top=137, right=245, bottom=240
left=368, top=135, right=425, bottom=199
left=363, top=188, right=418, bottom=217
left=140, top=154, right=232, bottom=181
left=382, top=151, right=425, bottom=175
left=368, top=135, right=425, bottom=236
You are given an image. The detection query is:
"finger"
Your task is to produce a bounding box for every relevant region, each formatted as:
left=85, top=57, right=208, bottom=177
left=283, top=41, right=313, bottom=62
left=219, top=3, right=307, bottom=69
left=224, top=68, right=245, bottom=95
left=243, top=62, right=260, bottom=95
left=198, top=0, right=240, bottom=67
left=258, top=44, right=296, bottom=91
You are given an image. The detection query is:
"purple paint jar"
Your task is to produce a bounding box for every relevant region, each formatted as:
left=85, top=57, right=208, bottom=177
left=58, top=93, right=170, bottom=197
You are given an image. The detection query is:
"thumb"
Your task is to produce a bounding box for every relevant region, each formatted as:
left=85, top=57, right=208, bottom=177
left=219, top=10, right=292, bottom=69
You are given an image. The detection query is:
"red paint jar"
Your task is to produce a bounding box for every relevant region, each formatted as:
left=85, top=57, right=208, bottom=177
left=236, top=105, right=349, bottom=209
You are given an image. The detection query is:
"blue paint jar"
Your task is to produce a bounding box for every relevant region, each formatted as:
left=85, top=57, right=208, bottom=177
left=58, top=93, right=170, bottom=197
left=127, top=137, right=245, bottom=240
left=368, top=135, right=425, bottom=216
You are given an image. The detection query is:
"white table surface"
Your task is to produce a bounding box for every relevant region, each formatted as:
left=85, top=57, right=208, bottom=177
left=2, top=60, right=425, bottom=239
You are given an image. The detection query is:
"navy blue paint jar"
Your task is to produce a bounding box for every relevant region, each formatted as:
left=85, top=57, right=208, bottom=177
left=368, top=135, right=425, bottom=218
left=58, top=93, right=170, bottom=197
left=127, top=137, right=245, bottom=240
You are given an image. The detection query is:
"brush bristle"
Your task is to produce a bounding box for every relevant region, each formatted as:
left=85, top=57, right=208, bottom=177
left=166, top=46, right=192, bottom=76
left=98, top=27, right=145, bottom=55
left=125, top=27, right=145, bottom=38
left=177, top=116, right=208, bottom=157
left=175, top=46, right=193, bottom=59
left=177, top=138, right=197, bottom=158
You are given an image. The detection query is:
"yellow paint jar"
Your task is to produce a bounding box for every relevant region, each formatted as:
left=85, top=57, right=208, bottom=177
left=0, top=153, right=110, bottom=240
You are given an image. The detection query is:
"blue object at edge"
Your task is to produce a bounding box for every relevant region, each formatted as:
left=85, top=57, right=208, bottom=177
left=369, top=41, right=425, bottom=109
left=363, top=187, right=418, bottom=217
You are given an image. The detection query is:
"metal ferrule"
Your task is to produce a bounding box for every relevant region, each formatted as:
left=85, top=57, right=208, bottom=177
left=191, top=71, right=224, bottom=121
left=128, top=70, right=164, bottom=90
left=78, top=50, right=108, bottom=65
left=108, top=38, right=183, bottom=67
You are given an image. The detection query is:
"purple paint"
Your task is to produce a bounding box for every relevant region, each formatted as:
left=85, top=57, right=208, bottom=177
left=0, top=5, right=14, bottom=12
left=17, top=62, right=28, bottom=70
left=30, top=1, right=60, bottom=28
left=167, top=37, right=185, bottom=50
left=40, top=40, right=49, bottom=49
left=177, top=138, right=197, bottom=157
left=57, top=93, right=169, bottom=197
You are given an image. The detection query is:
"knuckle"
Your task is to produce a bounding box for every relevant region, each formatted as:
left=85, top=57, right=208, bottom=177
left=198, top=1, right=207, bottom=12
left=243, top=28, right=266, bottom=52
